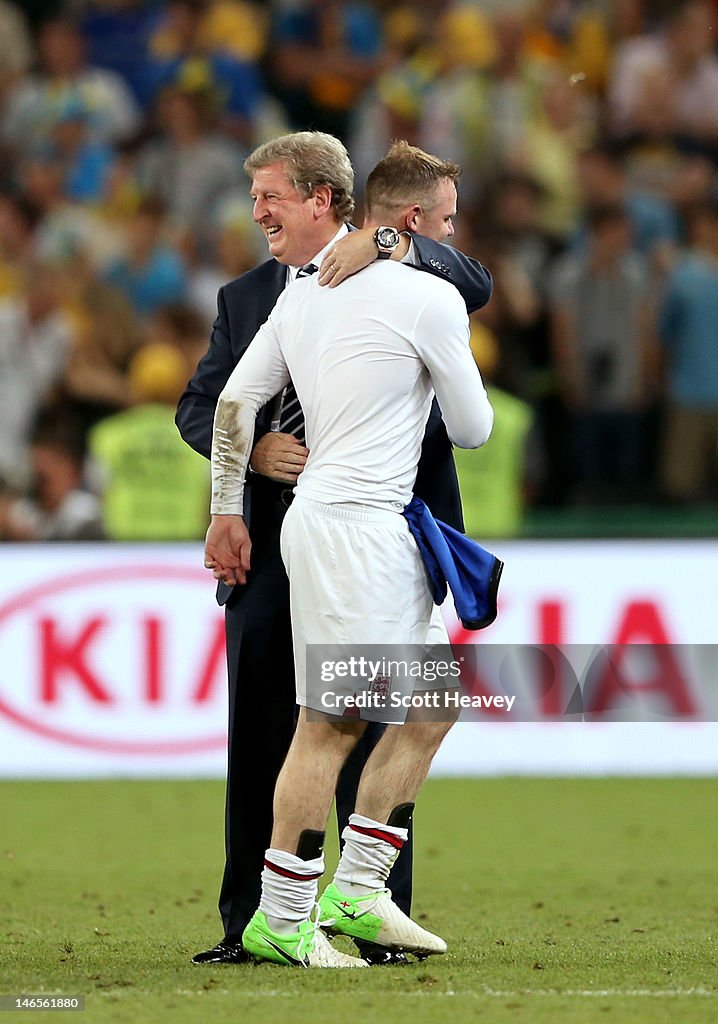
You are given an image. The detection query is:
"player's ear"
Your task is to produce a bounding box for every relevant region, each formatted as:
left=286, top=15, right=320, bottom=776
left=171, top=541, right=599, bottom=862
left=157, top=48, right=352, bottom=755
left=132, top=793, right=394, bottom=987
left=406, top=204, right=422, bottom=232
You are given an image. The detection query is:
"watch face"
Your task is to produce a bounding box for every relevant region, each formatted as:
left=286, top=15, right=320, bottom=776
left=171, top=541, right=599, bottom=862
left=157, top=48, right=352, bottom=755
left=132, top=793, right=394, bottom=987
left=376, top=226, right=399, bottom=250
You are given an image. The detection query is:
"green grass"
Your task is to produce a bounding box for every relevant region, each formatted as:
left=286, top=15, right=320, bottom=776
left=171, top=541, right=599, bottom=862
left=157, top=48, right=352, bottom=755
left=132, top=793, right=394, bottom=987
left=1, top=778, right=717, bottom=1023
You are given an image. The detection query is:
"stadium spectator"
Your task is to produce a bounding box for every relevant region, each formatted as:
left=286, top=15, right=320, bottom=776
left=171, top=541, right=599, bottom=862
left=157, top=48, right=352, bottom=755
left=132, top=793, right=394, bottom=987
left=0, top=418, right=103, bottom=541
left=1, top=17, right=141, bottom=155
left=532, top=0, right=614, bottom=92
left=270, top=0, right=385, bottom=140
left=351, top=6, right=494, bottom=202
left=482, top=173, right=568, bottom=505
left=0, top=193, right=40, bottom=300
left=140, top=0, right=265, bottom=141
left=88, top=339, right=209, bottom=540
left=103, top=197, right=187, bottom=317
left=416, top=6, right=497, bottom=202
left=468, top=8, right=548, bottom=183
left=659, top=202, right=718, bottom=501
left=61, top=274, right=142, bottom=433
left=79, top=0, right=160, bottom=105
left=512, top=72, right=594, bottom=239
left=0, top=261, right=72, bottom=487
left=19, top=147, right=123, bottom=271
left=48, top=98, right=117, bottom=203
left=150, top=302, right=209, bottom=376
left=193, top=0, right=268, bottom=64
left=95, top=139, right=148, bottom=231
left=0, top=1, right=33, bottom=97
left=575, top=146, right=680, bottom=262
left=484, top=173, right=557, bottom=378
left=549, top=205, right=657, bottom=501
left=184, top=203, right=262, bottom=323
left=346, top=8, right=427, bottom=193
left=134, top=83, right=244, bottom=238
left=662, top=155, right=718, bottom=224
left=609, top=0, right=718, bottom=153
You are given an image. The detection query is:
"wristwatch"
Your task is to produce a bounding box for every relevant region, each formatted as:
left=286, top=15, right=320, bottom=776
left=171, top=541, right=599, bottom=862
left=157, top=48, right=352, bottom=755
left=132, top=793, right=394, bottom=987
left=373, top=225, right=401, bottom=259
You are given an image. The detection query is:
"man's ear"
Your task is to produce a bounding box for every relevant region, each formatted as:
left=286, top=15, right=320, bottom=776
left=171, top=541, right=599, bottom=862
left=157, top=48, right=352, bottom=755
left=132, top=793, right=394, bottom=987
left=312, top=184, right=334, bottom=217
left=405, top=204, right=422, bottom=233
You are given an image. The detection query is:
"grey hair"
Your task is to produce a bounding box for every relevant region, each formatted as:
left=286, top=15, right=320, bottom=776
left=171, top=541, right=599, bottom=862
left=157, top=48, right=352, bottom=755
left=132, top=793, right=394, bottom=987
left=244, top=131, right=355, bottom=222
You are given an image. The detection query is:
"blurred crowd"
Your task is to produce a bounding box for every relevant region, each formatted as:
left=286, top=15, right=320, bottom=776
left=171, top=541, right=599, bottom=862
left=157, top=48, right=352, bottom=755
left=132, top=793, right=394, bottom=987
left=0, top=0, right=717, bottom=542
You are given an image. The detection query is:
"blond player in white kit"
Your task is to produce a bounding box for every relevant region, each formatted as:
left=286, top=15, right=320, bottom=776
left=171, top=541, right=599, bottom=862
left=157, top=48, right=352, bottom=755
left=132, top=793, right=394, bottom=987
left=205, top=163, right=493, bottom=969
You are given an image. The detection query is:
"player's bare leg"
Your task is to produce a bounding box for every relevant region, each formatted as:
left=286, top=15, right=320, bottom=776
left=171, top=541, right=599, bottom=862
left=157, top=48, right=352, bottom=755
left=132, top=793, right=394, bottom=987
left=242, top=711, right=368, bottom=967
left=270, top=709, right=366, bottom=851
left=319, top=710, right=458, bottom=956
left=354, top=714, right=456, bottom=822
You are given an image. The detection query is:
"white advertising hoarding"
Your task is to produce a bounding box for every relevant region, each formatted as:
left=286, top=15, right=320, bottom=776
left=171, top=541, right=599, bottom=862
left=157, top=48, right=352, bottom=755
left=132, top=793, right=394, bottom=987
left=0, top=540, right=716, bottom=777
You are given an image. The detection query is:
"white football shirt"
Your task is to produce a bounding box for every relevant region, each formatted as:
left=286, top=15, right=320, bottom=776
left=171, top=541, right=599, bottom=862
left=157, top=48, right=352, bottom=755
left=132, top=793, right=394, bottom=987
left=211, top=260, right=493, bottom=514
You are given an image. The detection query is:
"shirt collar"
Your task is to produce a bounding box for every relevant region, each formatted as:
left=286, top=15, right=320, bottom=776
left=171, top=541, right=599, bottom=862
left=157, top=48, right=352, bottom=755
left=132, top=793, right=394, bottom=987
left=286, top=223, right=349, bottom=283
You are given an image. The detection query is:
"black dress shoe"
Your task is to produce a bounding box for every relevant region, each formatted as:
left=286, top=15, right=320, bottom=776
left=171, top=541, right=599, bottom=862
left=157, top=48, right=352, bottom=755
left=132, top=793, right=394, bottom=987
left=354, top=941, right=409, bottom=966
left=191, top=939, right=249, bottom=965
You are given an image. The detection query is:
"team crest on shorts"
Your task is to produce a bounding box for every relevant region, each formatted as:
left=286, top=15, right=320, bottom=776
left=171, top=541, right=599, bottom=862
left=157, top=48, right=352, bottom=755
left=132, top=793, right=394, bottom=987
left=368, top=674, right=392, bottom=704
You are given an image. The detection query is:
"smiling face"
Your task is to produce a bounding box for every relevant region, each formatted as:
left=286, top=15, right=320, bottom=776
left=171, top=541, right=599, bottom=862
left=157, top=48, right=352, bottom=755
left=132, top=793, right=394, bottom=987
left=250, top=162, right=336, bottom=267
left=410, top=178, right=457, bottom=242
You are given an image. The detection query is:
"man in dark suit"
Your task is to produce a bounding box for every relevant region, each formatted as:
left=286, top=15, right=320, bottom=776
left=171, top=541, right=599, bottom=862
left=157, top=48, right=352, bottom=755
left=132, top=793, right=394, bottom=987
left=176, top=132, right=492, bottom=965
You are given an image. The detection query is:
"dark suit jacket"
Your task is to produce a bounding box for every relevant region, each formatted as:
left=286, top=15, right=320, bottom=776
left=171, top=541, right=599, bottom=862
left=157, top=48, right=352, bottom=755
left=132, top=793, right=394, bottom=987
left=176, top=233, right=492, bottom=602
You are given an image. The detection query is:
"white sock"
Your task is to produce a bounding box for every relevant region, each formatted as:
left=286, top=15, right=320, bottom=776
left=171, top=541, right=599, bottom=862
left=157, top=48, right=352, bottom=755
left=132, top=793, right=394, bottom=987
left=333, top=813, right=408, bottom=896
left=259, top=848, right=324, bottom=934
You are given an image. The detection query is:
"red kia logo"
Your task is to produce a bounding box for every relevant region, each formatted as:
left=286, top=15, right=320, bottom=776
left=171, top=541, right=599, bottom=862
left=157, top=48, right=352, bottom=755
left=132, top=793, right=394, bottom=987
left=0, top=565, right=227, bottom=755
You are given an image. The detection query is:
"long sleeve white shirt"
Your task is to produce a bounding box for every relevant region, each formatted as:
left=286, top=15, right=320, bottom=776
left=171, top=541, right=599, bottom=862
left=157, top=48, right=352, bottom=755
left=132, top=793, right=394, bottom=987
left=211, top=260, right=493, bottom=515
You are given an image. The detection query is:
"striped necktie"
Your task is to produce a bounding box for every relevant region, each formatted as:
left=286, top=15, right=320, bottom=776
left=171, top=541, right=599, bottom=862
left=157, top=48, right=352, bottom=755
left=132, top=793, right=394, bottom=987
left=277, top=263, right=318, bottom=444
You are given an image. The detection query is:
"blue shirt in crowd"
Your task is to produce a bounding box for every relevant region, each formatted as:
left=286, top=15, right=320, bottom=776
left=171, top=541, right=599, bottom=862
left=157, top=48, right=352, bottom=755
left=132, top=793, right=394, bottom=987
left=660, top=253, right=718, bottom=408
left=104, top=247, right=186, bottom=317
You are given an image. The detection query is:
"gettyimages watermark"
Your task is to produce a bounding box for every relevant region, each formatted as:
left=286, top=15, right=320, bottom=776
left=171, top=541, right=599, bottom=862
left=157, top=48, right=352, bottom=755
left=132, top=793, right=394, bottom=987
left=305, top=644, right=718, bottom=723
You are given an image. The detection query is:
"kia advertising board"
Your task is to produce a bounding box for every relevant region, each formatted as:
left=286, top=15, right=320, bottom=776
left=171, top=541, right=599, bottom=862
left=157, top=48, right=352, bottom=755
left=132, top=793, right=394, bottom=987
left=0, top=541, right=716, bottom=777
left=0, top=545, right=226, bottom=777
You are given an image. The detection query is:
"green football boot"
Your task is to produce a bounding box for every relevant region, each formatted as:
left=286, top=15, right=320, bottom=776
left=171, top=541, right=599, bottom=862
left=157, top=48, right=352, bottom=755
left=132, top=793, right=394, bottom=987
left=319, top=883, right=447, bottom=955
left=241, top=910, right=367, bottom=968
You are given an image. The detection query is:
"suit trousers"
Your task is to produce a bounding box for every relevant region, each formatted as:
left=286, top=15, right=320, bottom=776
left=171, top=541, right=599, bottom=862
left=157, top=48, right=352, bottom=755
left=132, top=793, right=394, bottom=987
left=218, top=486, right=413, bottom=941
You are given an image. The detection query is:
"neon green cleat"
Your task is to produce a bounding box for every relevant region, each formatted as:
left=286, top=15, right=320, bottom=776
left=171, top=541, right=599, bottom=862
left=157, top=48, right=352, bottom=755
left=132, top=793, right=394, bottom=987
left=319, top=883, right=447, bottom=956
left=241, top=910, right=367, bottom=968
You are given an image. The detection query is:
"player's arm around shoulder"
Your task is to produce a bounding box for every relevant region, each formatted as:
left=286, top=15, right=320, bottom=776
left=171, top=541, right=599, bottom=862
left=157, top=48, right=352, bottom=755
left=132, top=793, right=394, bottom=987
left=317, top=228, right=493, bottom=315
left=410, top=234, right=493, bottom=313
left=412, top=281, right=494, bottom=450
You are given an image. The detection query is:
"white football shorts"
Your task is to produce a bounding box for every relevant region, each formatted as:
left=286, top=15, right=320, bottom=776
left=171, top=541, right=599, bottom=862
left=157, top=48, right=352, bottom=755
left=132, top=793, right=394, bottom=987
left=280, top=495, right=452, bottom=723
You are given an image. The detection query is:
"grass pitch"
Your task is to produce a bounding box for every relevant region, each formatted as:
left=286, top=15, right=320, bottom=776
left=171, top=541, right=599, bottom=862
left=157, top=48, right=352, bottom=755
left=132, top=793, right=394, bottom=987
left=1, top=777, right=717, bottom=1023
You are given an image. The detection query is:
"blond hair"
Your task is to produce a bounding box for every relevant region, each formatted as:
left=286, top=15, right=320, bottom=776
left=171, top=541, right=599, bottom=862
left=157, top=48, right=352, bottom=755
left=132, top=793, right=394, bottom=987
left=244, top=131, right=355, bottom=222
left=365, top=141, right=460, bottom=218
